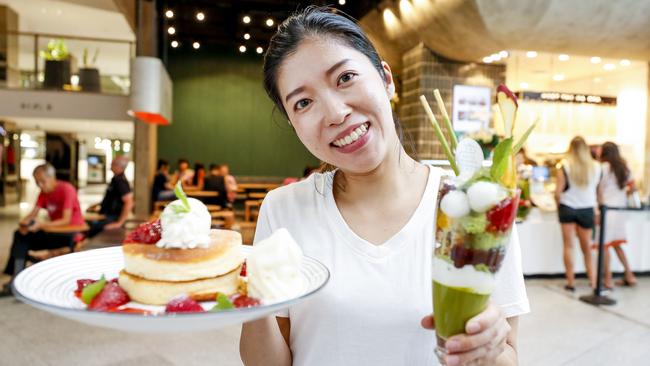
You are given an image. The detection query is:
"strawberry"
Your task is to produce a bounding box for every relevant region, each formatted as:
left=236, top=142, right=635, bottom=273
left=165, top=295, right=204, bottom=313
left=231, top=294, right=261, bottom=308
left=239, top=261, right=247, bottom=277
left=486, top=196, right=519, bottom=233
left=88, top=282, right=130, bottom=311
left=75, top=279, right=95, bottom=298
left=123, top=220, right=162, bottom=244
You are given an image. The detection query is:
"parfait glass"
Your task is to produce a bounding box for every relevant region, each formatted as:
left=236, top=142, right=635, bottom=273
left=432, top=172, right=520, bottom=359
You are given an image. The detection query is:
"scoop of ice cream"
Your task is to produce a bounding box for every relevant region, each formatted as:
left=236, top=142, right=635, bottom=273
left=466, top=181, right=506, bottom=213
left=156, top=197, right=212, bottom=249
left=247, top=228, right=304, bottom=303
left=440, top=190, right=471, bottom=218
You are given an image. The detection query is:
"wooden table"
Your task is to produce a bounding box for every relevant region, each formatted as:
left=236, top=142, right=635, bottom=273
left=43, top=223, right=90, bottom=234
left=83, top=212, right=106, bottom=222
left=248, top=192, right=267, bottom=200
left=245, top=200, right=262, bottom=222
left=186, top=191, right=219, bottom=198
left=238, top=183, right=280, bottom=191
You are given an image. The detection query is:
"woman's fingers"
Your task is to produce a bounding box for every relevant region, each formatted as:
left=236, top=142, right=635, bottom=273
left=420, top=315, right=435, bottom=330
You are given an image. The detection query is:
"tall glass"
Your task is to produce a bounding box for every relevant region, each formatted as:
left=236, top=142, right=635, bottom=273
left=432, top=173, right=520, bottom=358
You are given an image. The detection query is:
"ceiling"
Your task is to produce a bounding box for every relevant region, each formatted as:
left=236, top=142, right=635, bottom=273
left=159, top=0, right=380, bottom=51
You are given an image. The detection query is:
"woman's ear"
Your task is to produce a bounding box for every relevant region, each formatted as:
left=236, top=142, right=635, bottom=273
left=381, top=61, right=396, bottom=97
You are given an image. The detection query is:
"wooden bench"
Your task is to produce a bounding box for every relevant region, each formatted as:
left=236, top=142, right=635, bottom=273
left=27, top=223, right=90, bottom=261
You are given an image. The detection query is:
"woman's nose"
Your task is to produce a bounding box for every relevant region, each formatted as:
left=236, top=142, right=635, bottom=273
left=322, top=93, right=352, bottom=126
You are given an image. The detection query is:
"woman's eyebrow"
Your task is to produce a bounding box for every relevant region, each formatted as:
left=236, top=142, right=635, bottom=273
left=284, top=59, right=351, bottom=103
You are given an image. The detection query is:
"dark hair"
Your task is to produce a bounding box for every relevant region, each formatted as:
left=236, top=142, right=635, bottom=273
left=157, top=159, right=169, bottom=170
left=209, top=163, right=221, bottom=171
left=600, top=141, right=630, bottom=189
left=178, top=158, right=189, bottom=166
left=193, top=163, right=205, bottom=186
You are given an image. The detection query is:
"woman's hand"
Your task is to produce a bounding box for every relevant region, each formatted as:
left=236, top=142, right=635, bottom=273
left=421, top=304, right=511, bottom=365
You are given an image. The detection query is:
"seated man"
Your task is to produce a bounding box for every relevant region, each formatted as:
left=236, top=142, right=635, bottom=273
left=203, top=164, right=228, bottom=207
left=2, top=163, right=85, bottom=295
left=152, top=159, right=175, bottom=202
left=87, top=156, right=133, bottom=238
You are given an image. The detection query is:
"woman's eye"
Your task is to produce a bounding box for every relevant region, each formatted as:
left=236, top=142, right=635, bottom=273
left=338, top=72, right=356, bottom=86
left=295, top=99, right=311, bottom=111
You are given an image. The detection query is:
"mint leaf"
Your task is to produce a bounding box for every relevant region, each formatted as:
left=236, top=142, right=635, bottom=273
left=490, top=138, right=513, bottom=182
left=174, top=181, right=190, bottom=212
left=211, top=293, right=234, bottom=312
left=81, top=275, right=106, bottom=304
left=513, top=120, right=538, bottom=154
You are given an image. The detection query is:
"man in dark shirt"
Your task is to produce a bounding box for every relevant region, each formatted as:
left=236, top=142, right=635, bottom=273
left=203, top=164, right=227, bottom=207
left=87, top=156, right=133, bottom=238
left=152, top=159, right=174, bottom=202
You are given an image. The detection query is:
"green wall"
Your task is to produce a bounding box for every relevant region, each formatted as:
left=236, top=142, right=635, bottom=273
left=158, top=46, right=319, bottom=177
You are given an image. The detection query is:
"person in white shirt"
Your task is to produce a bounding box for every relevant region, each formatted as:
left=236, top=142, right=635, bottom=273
left=240, top=7, right=529, bottom=366
left=555, top=136, right=600, bottom=291
left=598, top=142, right=637, bottom=288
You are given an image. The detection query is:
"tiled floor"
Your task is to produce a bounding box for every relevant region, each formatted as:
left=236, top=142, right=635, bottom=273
left=1, top=192, right=648, bottom=365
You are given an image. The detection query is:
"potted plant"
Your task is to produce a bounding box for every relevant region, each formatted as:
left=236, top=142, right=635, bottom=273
left=78, top=48, right=101, bottom=92
left=40, top=39, right=71, bottom=90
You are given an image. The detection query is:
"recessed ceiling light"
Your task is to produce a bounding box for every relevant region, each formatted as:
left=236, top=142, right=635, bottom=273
left=558, top=54, right=569, bottom=61
left=519, top=82, right=529, bottom=89
left=266, top=18, right=274, bottom=27
left=620, top=59, right=631, bottom=66
left=243, top=15, right=251, bottom=24
left=552, top=74, right=564, bottom=81
left=603, top=63, right=615, bottom=71
left=482, top=56, right=492, bottom=63
left=490, top=53, right=500, bottom=61
left=196, top=12, right=205, bottom=21
left=165, top=10, right=174, bottom=18
left=167, top=26, right=176, bottom=35
left=339, top=0, right=346, bottom=5
left=526, top=51, right=537, bottom=58
left=498, top=50, right=509, bottom=58
left=590, top=56, right=601, bottom=64
left=256, top=47, right=263, bottom=54
left=193, top=42, right=200, bottom=49
left=239, top=45, right=247, bottom=53
left=244, top=33, right=251, bottom=40
left=171, top=40, right=179, bottom=48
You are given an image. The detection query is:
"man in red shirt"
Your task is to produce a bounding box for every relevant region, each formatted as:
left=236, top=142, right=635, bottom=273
left=2, top=163, right=84, bottom=296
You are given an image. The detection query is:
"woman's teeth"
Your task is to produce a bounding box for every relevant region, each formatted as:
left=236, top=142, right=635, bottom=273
left=332, top=123, right=369, bottom=148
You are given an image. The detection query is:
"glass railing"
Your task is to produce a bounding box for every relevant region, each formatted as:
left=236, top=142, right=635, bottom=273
left=0, top=31, right=135, bottom=95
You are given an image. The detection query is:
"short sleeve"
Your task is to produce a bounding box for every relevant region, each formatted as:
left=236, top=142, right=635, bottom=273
left=491, top=225, right=531, bottom=318
left=36, top=193, right=46, bottom=208
left=117, top=177, right=132, bottom=197
left=62, top=184, right=77, bottom=210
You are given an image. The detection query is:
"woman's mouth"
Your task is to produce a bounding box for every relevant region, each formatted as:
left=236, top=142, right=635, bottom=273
left=331, top=122, right=370, bottom=148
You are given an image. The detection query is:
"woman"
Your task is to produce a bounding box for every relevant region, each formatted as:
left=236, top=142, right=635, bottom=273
left=598, top=142, right=637, bottom=288
left=240, top=8, right=529, bottom=366
left=555, top=136, right=599, bottom=291
left=192, top=163, right=206, bottom=190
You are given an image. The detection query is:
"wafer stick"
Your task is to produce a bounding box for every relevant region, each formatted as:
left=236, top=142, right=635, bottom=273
left=433, top=89, right=458, bottom=150
left=419, top=95, right=459, bottom=175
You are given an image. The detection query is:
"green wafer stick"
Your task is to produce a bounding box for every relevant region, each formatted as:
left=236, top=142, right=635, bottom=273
left=433, top=89, right=458, bottom=150
left=420, top=95, right=459, bottom=176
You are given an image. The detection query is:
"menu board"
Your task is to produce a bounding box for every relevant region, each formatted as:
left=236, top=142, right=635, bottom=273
left=452, top=85, right=491, bottom=133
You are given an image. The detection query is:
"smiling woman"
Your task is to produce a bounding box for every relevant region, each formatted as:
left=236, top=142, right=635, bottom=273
left=241, top=7, right=529, bottom=366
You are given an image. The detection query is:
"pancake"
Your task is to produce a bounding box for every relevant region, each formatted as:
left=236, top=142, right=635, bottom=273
left=123, top=229, right=244, bottom=282
left=118, top=267, right=240, bottom=305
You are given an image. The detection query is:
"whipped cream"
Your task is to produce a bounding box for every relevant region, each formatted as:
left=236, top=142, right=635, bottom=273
left=156, top=197, right=212, bottom=249
left=432, top=256, right=496, bottom=295
left=247, top=228, right=304, bottom=303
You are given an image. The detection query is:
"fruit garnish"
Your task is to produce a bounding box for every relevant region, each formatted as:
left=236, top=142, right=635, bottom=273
left=211, top=293, right=234, bottom=312
left=76, top=279, right=94, bottom=293
left=171, top=181, right=191, bottom=214
left=437, top=211, right=451, bottom=230
left=123, top=219, right=162, bottom=244
left=231, top=294, right=261, bottom=308
left=486, top=196, right=519, bottom=233
left=496, top=84, right=518, bottom=137
left=81, top=275, right=106, bottom=304
left=240, top=261, right=247, bottom=277
left=165, top=295, right=204, bottom=313
left=450, top=244, right=506, bottom=273
left=466, top=181, right=506, bottom=213
left=88, top=282, right=130, bottom=311
left=440, top=190, right=470, bottom=218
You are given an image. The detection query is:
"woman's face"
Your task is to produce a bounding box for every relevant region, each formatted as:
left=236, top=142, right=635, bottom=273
left=276, top=38, right=397, bottom=174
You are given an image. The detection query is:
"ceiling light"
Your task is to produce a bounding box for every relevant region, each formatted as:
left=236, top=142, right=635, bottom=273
left=256, top=47, right=263, bottom=54
left=165, top=10, right=174, bottom=18
left=620, top=59, right=631, bottom=66
left=196, top=12, right=205, bottom=21
left=243, top=15, right=251, bottom=24
left=171, top=40, right=179, bottom=48
left=167, top=26, right=175, bottom=35
left=490, top=53, right=500, bottom=61
left=526, top=51, right=537, bottom=58
left=193, top=42, right=200, bottom=49
left=244, top=33, right=250, bottom=40
left=266, top=18, right=274, bottom=27
left=498, top=50, right=509, bottom=58
left=519, top=82, right=529, bottom=89
left=552, top=74, right=564, bottom=81
left=558, top=54, right=569, bottom=61
left=603, top=63, right=615, bottom=71
left=239, top=45, right=247, bottom=53
left=339, top=0, right=346, bottom=5
left=590, top=56, right=601, bottom=64
left=482, top=56, right=492, bottom=63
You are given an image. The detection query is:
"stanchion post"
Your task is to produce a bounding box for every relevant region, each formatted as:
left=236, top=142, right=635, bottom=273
left=580, top=205, right=617, bottom=305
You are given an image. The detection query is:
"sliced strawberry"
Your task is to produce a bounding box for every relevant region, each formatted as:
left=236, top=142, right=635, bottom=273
left=123, top=219, right=162, bottom=244
left=75, top=279, right=95, bottom=298
left=239, top=261, right=247, bottom=277
left=486, top=196, right=519, bottom=233
left=88, top=282, right=130, bottom=311
left=165, top=295, right=204, bottom=313
left=231, top=294, right=261, bottom=308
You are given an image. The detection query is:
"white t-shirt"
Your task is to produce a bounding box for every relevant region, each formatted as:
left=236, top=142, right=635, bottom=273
left=559, top=161, right=601, bottom=209
left=600, top=162, right=631, bottom=241
left=254, top=166, right=530, bottom=366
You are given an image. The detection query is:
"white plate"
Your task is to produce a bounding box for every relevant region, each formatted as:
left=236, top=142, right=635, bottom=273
left=12, top=246, right=329, bottom=333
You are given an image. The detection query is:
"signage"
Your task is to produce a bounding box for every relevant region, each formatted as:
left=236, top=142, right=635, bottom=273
left=518, top=91, right=616, bottom=106
left=452, top=85, right=491, bottom=133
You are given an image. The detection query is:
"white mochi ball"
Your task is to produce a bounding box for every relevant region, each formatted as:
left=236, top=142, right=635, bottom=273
left=440, top=190, right=470, bottom=218
left=466, top=181, right=506, bottom=213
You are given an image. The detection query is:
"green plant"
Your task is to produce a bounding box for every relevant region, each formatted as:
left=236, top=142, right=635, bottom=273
left=40, top=39, right=70, bottom=61
left=82, top=48, right=100, bottom=68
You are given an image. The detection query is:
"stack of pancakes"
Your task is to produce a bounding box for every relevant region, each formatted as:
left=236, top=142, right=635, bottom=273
left=118, top=230, right=244, bottom=305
